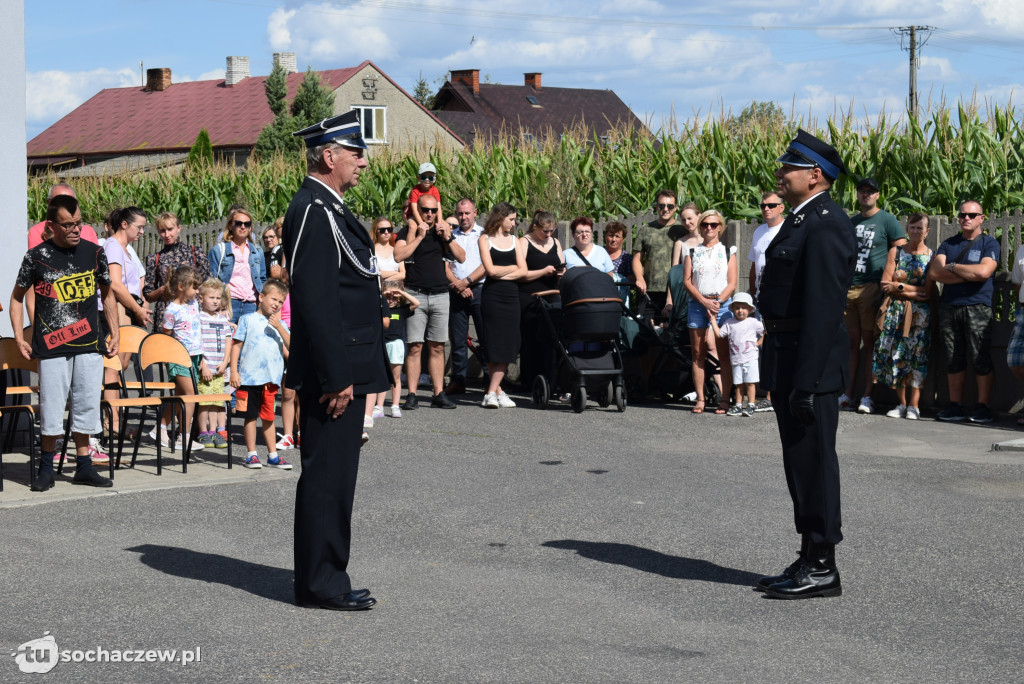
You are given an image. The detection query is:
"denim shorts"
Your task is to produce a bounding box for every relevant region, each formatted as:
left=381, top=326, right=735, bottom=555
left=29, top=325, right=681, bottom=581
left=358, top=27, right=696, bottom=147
left=406, top=290, right=450, bottom=343
left=732, top=359, right=760, bottom=385
left=688, top=297, right=734, bottom=329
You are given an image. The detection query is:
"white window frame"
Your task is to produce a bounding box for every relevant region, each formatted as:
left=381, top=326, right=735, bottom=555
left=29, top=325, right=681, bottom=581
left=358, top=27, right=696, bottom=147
left=351, top=105, right=387, bottom=144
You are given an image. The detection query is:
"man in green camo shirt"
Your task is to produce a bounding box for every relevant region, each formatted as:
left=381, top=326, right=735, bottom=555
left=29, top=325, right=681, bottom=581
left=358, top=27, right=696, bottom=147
left=632, top=189, right=688, bottom=320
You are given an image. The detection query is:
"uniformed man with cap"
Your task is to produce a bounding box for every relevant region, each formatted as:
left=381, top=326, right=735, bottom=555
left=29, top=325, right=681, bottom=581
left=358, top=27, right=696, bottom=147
left=284, top=110, right=390, bottom=611
left=755, top=129, right=857, bottom=599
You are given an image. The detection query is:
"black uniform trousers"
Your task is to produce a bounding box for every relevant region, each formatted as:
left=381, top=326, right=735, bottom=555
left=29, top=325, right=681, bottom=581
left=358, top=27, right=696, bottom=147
left=771, top=361, right=843, bottom=545
left=293, top=387, right=363, bottom=604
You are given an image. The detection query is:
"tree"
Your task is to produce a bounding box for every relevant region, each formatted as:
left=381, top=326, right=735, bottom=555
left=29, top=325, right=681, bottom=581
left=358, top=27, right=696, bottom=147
left=253, top=114, right=302, bottom=159
left=290, top=67, right=334, bottom=128
left=264, top=61, right=288, bottom=116
left=413, top=72, right=434, bottom=109
left=185, top=128, right=214, bottom=173
left=726, top=101, right=788, bottom=137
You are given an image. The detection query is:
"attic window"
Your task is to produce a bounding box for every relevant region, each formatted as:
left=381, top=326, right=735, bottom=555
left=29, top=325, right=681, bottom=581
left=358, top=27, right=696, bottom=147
left=526, top=95, right=541, bottom=107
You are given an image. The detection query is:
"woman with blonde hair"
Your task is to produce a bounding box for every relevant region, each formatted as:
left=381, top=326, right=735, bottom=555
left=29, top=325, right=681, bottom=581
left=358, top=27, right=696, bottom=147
left=682, top=208, right=737, bottom=414
left=208, top=207, right=266, bottom=324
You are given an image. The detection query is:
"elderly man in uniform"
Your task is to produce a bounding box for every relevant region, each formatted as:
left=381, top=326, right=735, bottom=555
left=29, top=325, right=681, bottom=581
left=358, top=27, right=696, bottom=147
left=755, top=129, right=857, bottom=600
left=284, top=111, right=389, bottom=611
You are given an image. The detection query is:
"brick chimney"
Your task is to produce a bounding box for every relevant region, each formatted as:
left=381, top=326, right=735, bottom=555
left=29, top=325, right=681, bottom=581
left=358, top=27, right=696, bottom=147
left=225, top=56, right=250, bottom=86
left=273, top=52, right=297, bottom=74
left=525, top=72, right=542, bottom=91
left=451, top=69, right=480, bottom=96
left=144, top=68, right=172, bottom=92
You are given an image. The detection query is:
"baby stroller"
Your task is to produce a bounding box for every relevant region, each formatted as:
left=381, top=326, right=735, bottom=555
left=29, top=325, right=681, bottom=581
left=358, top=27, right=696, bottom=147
left=530, top=267, right=626, bottom=413
left=619, top=267, right=721, bottom=407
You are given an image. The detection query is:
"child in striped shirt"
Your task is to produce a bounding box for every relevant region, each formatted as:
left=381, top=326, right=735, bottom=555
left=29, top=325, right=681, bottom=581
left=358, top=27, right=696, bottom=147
left=196, top=278, right=233, bottom=448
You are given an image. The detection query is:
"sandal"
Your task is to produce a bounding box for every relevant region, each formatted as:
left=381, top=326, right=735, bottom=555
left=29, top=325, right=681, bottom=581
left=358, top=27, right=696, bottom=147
left=692, top=401, right=705, bottom=414
left=715, top=400, right=730, bottom=415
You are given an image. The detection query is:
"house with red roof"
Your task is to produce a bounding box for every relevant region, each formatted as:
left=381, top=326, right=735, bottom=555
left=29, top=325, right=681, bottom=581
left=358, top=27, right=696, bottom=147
left=431, top=70, right=648, bottom=147
left=27, top=56, right=464, bottom=176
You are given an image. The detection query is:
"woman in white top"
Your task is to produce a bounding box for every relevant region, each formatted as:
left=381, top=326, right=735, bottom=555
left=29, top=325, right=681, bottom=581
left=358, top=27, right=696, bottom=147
left=682, top=209, right=737, bottom=414
left=371, top=217, right=405, bottom=283
left=564, top=216, right=614, bottom=275
left=670, top=201, right=702, bottom=266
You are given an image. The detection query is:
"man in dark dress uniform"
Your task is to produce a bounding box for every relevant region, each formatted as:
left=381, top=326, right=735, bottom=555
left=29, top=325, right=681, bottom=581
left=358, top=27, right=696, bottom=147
left=755, top=129, right=857, bottom=599
left=284, top=111, right=390, bottom=611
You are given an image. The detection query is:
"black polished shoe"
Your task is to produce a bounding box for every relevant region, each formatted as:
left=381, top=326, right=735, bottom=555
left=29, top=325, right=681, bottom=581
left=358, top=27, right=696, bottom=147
left=431, top=392, right=457, bottom=409
left=301, top=591, right=377, bottom=611
left=72, top=468, right=114, bottom=488
left=402, top=393, right=419, bottom=410
left=31, top=471, right=55, bottom=492
left=443, top=379, right=466, bottom=395
left=349, top=588, right=371, bottom=600
left=764, top=542, right=842, bottom=599
left=754, top=535, right=808, bottom=592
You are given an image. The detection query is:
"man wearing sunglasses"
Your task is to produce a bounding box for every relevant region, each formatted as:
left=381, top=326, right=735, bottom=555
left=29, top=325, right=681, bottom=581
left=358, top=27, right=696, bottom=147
left=756, top=129, right=857, bottom=600
left=394, top=194, right=466, bottom=409
left=841, top=178, right=906, bottom=415
left=284, top=111, right=389, bottom=612
left=928, top=201, right=999, bottom=423
left=633, top=190, right=687, bottom=320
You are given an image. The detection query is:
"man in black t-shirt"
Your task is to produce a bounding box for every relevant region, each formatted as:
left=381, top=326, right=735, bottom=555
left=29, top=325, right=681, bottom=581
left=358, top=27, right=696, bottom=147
left=393, top=194, right=465, bottom=409
left=9, top=195, right=120, bottom=491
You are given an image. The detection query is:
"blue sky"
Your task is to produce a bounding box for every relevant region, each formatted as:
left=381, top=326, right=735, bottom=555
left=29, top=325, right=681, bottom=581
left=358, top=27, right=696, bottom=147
left=24, top=0, right=1024, bottom=141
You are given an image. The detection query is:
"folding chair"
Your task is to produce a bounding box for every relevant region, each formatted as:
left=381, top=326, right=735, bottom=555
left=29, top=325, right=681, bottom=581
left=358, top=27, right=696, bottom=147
left=137, top=334, right=233, bottom=473
left=117, top=325, right=175, bottom=395
left=0, top=339, right=39, bottom=491
left=58, top=354, right=165, bottom=477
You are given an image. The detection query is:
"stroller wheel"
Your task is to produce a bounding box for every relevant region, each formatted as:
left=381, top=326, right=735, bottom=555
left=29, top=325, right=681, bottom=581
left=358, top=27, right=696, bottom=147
left=614, top=385, right=627, bottom=412
left=598, top=381, right=613, bottom=408
left=532, top=375, right=550, bottom=410
left=571, top=387, right=587, bottom=413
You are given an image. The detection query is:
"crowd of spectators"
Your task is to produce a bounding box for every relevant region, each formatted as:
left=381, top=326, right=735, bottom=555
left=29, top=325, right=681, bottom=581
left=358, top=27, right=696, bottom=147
left=8, top=178, right=1023, bottom=486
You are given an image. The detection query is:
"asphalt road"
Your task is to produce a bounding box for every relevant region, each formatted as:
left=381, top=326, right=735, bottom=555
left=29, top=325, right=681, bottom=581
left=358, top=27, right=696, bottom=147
left=2, top=391, right=1022, bottom=683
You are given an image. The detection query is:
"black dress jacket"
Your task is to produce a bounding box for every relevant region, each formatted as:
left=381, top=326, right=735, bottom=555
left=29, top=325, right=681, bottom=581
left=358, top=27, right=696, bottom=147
left=283, top=177, right=389, bottom=396
left=758, top=191, right=857, bottom=394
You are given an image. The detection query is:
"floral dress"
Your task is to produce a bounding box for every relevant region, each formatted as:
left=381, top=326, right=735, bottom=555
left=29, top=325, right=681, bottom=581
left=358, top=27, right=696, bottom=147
left=872, top=248, right=932, bottom=389
left=143, top=241, right=212, bottom=332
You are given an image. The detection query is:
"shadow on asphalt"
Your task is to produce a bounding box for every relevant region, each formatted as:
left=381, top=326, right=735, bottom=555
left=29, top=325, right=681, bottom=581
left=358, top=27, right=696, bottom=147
left=126, top=544, right=293, bottom=604
left=542, top=540, right=761, bottom=586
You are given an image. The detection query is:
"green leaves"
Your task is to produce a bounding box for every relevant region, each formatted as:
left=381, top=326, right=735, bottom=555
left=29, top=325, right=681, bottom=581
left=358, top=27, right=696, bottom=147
left=27, top=102, right=1024, bottom=227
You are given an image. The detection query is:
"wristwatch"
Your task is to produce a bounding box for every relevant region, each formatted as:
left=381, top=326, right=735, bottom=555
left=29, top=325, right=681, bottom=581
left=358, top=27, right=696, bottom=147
left=446, top=234, right=456, bottom=244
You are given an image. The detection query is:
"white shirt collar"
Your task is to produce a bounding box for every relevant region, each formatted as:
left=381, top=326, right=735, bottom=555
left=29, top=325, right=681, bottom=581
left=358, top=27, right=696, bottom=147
left=307, top=176, right=346, bottom=206
left=790, top=191, right=827, bottom=216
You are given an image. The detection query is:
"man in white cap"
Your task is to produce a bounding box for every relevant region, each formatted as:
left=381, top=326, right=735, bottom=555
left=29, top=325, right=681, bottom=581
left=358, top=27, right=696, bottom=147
left=284, top=111, right=389, bottom=611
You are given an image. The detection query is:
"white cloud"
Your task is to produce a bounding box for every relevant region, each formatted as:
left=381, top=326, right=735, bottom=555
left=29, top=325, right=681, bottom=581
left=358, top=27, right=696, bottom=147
left=268, top=8, right=296, bottom=49
left=264, top=2, right=394, bottom=63
left=26, top=68, right=137, bottom=131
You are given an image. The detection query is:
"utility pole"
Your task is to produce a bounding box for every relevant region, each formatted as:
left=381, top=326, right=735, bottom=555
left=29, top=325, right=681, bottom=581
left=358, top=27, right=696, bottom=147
left=893, top=26, right=932, bottom=122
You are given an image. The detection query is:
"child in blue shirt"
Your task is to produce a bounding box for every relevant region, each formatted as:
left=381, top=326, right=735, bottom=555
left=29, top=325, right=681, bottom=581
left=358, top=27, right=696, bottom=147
left=230, top=279, right=291, bottom=469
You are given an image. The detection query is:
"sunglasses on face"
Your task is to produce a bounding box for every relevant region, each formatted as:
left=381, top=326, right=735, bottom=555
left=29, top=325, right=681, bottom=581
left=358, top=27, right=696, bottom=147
left=656, top=203, right=676, bottom=210
left=700, top=222, right=721, bottom=228
left=958, top=212, right=982, bottom=220
left=760, top=203, right=782, bottom=209
left=377, top=227, right=393, bottom=233
left=419, top=174, right=436, bottom=182
left=420, top=207, right=438, bottom=214
left=233, top=220, right=253, bottom=228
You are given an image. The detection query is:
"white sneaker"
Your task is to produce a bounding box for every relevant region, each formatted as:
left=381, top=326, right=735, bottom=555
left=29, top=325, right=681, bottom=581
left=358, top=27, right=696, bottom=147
left=372, top=406, right=385, bottom=419
left=838, top=393, right=853, bottom=410
left=497, top=392, right=516, bottom=408
left=275, top=434, right=296, bottom=450
left=363, top=415, right=374, bottom=429
left=886, top=405, right=907, bottom=418
left=481, top=392, right=499, bottom=408
left=905, top=406, right=920, bottom=420
left=390, top=405, right=403, bottom=418
left=857, top=397, right=875, bottom=414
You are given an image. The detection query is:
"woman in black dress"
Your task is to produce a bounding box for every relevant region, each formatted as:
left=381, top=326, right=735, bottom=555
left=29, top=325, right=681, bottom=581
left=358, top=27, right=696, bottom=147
left=479, top=202, right=526, bottom=408
left=516, top=211, right=565, bottom=387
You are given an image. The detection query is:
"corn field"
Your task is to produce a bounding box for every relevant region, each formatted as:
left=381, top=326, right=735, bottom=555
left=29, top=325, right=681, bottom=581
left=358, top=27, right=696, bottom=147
left=28, top=101, right=1024, bottom=225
